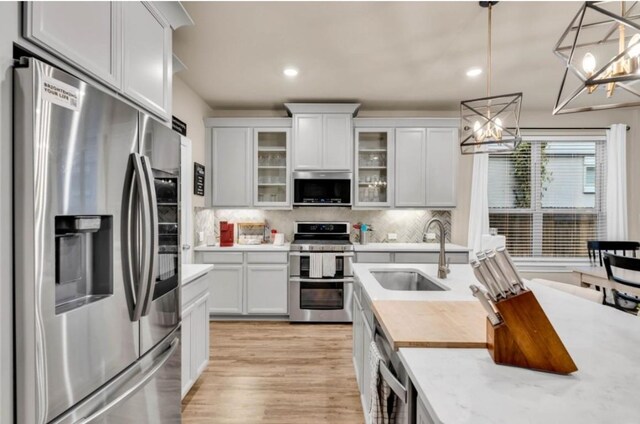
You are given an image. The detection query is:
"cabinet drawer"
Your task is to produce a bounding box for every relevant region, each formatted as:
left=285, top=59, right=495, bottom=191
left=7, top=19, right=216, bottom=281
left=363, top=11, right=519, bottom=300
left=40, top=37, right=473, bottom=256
left=394, top=252, right=470, bottom=264
left=246, top=251, right=288, bottom=264
left=394, top=252, right=437, bottom=263
left=355, top=252, right=392, bottom=263
left=448, top=252, right=469, bottom=264
left=199, top=252, right=244, bottom=264
left=182, top=273, right=210, bottom=307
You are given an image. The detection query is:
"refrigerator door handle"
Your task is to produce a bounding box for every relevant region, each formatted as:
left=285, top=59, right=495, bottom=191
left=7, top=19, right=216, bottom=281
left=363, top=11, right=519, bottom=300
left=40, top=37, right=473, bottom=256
left=122, top=158, right=138, bottom=321
left=71, top=337, right=179, bottom=424
left=140, top=155, right=158, bottom=316
left=130, top=153, right=153, bottom=322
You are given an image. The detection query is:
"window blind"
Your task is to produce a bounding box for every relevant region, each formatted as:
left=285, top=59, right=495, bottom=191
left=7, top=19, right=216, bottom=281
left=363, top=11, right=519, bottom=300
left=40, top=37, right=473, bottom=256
left=488, top=139, right=606, bottom=258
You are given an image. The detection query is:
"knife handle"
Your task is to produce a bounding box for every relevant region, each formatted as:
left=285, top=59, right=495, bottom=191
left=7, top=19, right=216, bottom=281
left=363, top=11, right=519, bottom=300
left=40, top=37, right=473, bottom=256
left=476, top=253, right=508, bottom=299
left=496, top=247, right=527, bottom=291
left=470, top=285, right=501, bottom=326
left=473, top=254, right=501, bottom=299
left=485, top=250, right=518, bottom=296
left=471, top=259, right=499, bottom=301
left=493, top=249, right=523, bottom=293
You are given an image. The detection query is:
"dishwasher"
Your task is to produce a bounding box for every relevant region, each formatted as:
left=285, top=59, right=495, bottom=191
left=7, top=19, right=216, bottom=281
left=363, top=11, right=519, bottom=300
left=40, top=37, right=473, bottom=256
left=370, top=321, right=416, bottom=424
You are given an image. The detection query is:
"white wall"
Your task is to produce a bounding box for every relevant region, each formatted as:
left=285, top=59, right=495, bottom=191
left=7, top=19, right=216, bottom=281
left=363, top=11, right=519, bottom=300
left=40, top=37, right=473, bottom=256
left=172, top=76, right=214, bottom=208
left=1, top=3, right=18, bottom=423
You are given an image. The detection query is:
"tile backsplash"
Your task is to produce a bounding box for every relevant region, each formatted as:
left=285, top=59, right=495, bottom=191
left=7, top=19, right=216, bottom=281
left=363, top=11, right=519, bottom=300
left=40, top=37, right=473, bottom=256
left=194, top=207, right=451, bottom=244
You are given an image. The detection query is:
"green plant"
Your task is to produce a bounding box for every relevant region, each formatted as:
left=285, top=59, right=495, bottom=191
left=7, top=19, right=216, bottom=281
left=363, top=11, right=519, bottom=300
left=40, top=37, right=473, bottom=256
left=511, top=142, right=552, bottom=208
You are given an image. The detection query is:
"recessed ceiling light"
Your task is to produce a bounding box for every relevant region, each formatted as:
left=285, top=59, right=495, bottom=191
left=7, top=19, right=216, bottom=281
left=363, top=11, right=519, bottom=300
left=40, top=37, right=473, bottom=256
left=466, top=67, right=482, bottom=77
left=283, top=67, right=299, bottom=77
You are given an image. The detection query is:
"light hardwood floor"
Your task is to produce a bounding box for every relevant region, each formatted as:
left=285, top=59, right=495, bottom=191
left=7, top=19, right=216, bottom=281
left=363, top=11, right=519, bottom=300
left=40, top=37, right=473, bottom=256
left=181, top=321, right=364, bottom=424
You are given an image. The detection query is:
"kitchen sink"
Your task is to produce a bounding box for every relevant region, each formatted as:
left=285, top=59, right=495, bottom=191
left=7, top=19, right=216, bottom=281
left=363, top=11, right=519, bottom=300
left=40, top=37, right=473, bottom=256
left=371, top=270, right=447, bottom=291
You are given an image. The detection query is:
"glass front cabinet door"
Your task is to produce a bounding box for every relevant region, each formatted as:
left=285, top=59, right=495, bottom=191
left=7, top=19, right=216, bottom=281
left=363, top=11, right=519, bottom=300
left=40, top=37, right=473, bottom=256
left=254, top=128, right=291, bottom=208
left=355, top=128, right=394, bottom=208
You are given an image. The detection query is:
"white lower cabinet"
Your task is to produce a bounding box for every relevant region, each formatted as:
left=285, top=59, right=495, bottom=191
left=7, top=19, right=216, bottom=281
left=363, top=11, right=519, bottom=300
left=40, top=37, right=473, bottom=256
left=181, top=275, right=211, bottom=399
left=352, top=286, right=376, bottom=421
left=416, top=395, right=435, bottom=424
left=181, top=306, right=193, bottom=396
left=353, top=294, right=364, bottom=389
left=192, top=296, right=209, bottom=374
left=208, top=265, right=244, bottom=314
left=246, top=265, right=288, bottom=314
left=362, top=315, right=373, bottom=415
left=198, top=251, right=289, bottom=316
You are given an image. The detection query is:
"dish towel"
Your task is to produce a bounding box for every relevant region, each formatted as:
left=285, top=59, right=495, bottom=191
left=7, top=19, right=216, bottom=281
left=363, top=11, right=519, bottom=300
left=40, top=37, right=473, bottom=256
left=322, top=253, right=336, bottom=277
left=368, top=340, right=398, bottom=424
left=309, top=253, right=323, bottom=279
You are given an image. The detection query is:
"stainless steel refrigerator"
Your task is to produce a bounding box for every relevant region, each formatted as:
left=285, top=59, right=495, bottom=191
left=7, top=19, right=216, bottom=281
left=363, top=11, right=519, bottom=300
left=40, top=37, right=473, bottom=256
left=14, top=57, right=182, bottom=424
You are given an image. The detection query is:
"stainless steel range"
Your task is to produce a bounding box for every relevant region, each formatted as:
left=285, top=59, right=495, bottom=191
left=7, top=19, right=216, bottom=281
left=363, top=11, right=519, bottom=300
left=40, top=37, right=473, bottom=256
left=289, top=222, right=354, bottom=323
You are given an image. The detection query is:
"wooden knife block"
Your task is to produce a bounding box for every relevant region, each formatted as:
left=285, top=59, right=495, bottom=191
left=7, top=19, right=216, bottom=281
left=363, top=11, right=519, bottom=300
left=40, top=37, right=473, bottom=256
left=486, top=290, right=578, bottom=374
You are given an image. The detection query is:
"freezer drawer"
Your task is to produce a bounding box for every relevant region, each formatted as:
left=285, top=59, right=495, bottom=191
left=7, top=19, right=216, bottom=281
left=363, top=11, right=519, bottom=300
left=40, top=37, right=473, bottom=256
left=51, top=329, right=181, bottom=424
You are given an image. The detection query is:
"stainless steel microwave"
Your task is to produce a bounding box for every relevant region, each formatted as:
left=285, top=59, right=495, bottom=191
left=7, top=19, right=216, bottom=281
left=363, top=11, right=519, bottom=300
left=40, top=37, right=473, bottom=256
left=292, top=171, right=352, bottom=206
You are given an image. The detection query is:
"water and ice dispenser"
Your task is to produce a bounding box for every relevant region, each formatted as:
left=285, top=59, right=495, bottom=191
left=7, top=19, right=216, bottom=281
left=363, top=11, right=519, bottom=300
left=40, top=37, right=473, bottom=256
left=55, top=216, right=113, bottom=314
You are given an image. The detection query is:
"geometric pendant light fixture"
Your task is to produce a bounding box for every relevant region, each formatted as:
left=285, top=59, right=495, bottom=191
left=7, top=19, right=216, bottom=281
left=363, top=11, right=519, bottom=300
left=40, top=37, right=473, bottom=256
left=460, top=1, right=523, bottom=155
left=553, top=1, right=640, bottom=114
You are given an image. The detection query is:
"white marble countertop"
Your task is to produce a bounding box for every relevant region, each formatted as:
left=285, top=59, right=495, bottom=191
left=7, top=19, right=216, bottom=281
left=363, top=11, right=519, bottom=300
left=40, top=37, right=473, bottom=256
left=194, top=243, right=291, bottom=252
left=353, top=263, right=477, bottom=302
left=354, top=263, right=640, bottom=423
left=353, top=242, right=471, bottom=253
left=181, top=264, right=214, bottom=286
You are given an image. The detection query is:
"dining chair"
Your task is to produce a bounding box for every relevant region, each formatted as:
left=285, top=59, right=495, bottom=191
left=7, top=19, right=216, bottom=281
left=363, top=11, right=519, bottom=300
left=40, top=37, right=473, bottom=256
left=586, top=241, right=640, bottom=310
left=602, top=253, right=640, bottom=314
left=587, top=241, right=640, bottom=266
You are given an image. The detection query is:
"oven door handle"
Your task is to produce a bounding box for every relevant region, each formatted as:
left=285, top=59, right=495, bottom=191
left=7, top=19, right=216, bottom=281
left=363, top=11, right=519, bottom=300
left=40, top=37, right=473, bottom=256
left=290, top=277, right=354, bottom=283
left=289, top=252, right=354, bottom=257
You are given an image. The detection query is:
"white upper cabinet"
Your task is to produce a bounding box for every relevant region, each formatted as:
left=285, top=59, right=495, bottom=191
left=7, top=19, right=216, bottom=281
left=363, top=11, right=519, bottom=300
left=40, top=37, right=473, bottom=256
left=208, top=128, right=252, bottom=207
left=287, top=103, right=360, bottom=171
left=426, top=128, right=458, bottom=207
left=395, top=128, right=427, bottom=207
left=293, top=114, right=323, bottom=170
left=23, top=1, right=182, bottom=121
left=24, top=2, right=121, bottom=88
left=254, top=128, right=291, bottom=208
left=393, top=125, right=458, bottom=208
left=122, top=1, right=172, bottom=119
left=355, top=128, right=394, bottom=208
left=323, top=114, right=353, bottom=170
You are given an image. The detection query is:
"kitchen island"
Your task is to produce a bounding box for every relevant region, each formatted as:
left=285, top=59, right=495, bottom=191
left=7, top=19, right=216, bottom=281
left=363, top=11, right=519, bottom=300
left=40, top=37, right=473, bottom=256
left=353, top=263, right=640, bottom=424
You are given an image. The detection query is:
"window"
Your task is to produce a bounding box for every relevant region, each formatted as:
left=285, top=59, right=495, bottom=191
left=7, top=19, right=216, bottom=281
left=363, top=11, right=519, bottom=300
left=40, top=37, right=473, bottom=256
left=583, top=156, right=595, bottom=193
left=488, top=138, right=606, bottom=258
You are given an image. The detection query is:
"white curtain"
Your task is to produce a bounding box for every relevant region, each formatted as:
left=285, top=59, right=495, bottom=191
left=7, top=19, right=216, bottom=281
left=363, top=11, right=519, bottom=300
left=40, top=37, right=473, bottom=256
left=606, top=124, right=628, bottom=240
left=467, top=153, right=490, bottom=255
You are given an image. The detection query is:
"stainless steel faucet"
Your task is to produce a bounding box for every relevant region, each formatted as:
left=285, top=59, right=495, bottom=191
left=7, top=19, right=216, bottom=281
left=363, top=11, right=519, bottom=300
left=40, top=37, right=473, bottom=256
left=423, top=217, right=450, bottom=279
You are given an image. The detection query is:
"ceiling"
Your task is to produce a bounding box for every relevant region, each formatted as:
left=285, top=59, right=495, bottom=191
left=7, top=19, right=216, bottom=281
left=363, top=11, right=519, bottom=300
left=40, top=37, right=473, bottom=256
left=173, top=1, right=581, bottom=112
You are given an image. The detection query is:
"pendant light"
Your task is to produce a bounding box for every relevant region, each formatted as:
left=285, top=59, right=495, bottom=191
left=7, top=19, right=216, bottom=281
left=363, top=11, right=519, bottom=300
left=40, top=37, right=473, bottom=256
left=553, top=1, right=640, bottom=114
left=460, top=1, right=523, bottom=155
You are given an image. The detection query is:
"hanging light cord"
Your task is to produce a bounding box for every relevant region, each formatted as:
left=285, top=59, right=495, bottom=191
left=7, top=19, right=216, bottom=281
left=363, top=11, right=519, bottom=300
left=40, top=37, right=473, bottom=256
left=487, top=3, right=492, bottom=99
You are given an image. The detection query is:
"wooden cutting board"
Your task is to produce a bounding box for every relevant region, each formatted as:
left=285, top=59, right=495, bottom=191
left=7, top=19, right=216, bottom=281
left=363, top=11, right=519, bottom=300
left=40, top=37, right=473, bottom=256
left=372, top=300, right=488, bottom=350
